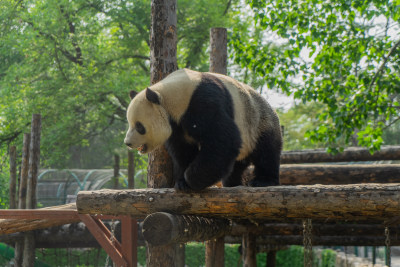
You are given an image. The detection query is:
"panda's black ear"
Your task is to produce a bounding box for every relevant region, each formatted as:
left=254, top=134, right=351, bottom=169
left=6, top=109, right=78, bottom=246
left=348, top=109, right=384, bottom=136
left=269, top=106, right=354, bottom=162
left=146, top=88, right=161, bottom=105
left=129, top=90, right=138, bottom=100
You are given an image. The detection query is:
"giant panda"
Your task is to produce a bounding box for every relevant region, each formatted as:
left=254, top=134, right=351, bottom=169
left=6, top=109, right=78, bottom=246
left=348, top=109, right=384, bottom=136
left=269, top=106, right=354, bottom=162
left=124, top=68, right=282, bottom=191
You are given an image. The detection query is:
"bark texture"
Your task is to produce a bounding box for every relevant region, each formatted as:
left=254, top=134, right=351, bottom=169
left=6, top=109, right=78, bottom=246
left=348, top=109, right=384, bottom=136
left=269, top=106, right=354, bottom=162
left=279, top=164, right=400, bottom=185
left=281, top=145, right=400, bottom=164
left=0, top=203, right=78, bottom=235
left=142, top=212, right=230, bottom=246
left=76, top=184, right=400, bottom=221
left=148, top=0, right=178, bottom=265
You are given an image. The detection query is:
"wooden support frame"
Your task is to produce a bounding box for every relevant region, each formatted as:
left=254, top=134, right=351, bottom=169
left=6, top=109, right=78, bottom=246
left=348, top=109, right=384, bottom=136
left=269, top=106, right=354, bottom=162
left=0, top=209, right=137, bottom=267
left=79, top=215, right=138, bottom=267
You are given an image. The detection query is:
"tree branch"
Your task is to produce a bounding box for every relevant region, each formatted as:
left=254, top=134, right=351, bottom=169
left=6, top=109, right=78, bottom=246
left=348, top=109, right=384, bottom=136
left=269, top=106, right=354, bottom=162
left=104, top=55, right=150, bottom=65
left=369, top=39, right=400, bottom=92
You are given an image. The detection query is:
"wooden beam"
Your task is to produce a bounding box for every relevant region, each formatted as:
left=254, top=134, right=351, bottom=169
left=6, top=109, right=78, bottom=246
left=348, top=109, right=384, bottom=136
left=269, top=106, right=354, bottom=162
left=225, top=235, right=400, bottom=246
left=76, top=184, right=400, bottom=221
left=3, top=222, right=400, bottom=248
left=79, top=214, right=128, bottom=267
left=0, top=203, right=78, bottom=235
left=279, top=164, right=400, bottom=185
left=281, top=145, right=400, bottom=164
left=142, top=212, right=230, bottom=246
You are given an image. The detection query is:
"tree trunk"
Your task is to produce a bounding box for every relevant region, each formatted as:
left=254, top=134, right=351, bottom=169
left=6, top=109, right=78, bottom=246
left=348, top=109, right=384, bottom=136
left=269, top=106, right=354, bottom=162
left=242, top=233, right=256, bottom=267
left=23, top=114, right=41, bottom=267
left=77, top=184, right=400, bottom=221
left=9, top=146, right=17, bottom=209
left=209, top=28, right=227, bottom=75
left=128, top=150, right=135, bottom=189
left=15, top=134, right=30, bottom=267
left=281, top=145, right=400, bottom=164
left=205, top=238, right=225, bottom=267
left=113, top=154, right=120, bottom=189
left=206, top=27, right=228, bottom=267
left=266, top=251, right=276, bottom=267
left=148, top=0, right=178, bottom=266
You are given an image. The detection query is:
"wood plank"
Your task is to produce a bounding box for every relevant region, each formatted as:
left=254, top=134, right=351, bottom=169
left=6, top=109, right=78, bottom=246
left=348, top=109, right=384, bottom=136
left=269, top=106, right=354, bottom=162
left=0, top=203, right=78, bottom=235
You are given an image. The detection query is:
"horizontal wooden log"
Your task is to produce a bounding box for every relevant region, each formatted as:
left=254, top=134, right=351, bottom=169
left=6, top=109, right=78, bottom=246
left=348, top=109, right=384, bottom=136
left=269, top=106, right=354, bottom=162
left=279, top=164, right=400, bottom=185
left=0, top=203, right=78, bottom=235
left=225, top=235, right=400, bottom=246
left=2, top=221, right=399, bottom=247
left=142, top=212, right=230, bottom=246
left=231, top=223, right=399, bottom=237
left=281, top=145, right=400, bottom=164
left=0, top=221, right=145, bottom=248
left=76, top=184, right=400, bottom=221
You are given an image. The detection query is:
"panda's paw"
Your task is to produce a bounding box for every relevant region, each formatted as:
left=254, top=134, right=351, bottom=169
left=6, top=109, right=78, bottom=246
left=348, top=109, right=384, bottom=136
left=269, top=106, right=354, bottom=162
left=249, top=178, right=279, bottom=187
left=174, top=179, right=193, bottom=192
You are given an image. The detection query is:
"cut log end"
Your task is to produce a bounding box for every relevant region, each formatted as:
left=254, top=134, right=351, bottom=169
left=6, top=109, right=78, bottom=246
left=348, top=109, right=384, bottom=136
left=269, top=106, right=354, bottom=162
left=143, top=212, right=176, bottom=246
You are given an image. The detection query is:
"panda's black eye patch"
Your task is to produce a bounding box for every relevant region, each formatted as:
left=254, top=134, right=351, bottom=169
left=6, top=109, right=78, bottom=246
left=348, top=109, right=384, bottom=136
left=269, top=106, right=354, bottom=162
left=135, top=122, right=146, bottom=135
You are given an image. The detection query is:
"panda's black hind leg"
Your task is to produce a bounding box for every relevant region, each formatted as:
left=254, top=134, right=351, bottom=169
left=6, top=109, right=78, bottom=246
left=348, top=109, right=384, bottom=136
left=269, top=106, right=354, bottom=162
left=222, top=160, right=249, bottom=187
left=249, top=133, right=281, bottom=187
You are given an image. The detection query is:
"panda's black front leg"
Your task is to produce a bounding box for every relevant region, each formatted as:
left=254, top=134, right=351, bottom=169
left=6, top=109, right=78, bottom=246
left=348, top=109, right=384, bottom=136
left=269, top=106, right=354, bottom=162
left=183, top=143, right=237, bottom=190
left=165, top=129, right=199, bottom=191
left=182, top=120, right=242, bottom=191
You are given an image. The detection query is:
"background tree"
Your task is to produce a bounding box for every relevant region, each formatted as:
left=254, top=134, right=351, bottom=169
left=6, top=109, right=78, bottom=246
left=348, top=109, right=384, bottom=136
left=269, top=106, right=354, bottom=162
left=232, top=0, right=400, bottom=153
left=0, top=0, right=238, bottom=171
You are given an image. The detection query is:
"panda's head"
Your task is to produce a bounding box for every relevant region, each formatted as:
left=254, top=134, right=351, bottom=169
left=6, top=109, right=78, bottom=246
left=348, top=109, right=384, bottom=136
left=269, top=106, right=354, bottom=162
left=124, top=88, right=172, bottom=154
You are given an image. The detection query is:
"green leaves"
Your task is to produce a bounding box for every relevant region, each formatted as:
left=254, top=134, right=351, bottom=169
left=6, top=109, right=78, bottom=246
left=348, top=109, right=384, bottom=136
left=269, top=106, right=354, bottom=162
left=234, top=0, right=400, bottom=152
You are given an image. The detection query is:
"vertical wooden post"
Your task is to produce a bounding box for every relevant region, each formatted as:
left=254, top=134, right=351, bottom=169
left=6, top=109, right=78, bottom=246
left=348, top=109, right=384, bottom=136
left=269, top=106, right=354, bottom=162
left=128, top=151, right=135, bottom=189
left=23, top=114, right=41, bottom=267
left=113, top=154, right=120, bottom=189
left=209, top=27, right=227, bottom=75
left=19, top=133, right=31, bottom=210
left=148, top=0, right=178, bottom=266
left=266, top=250, right=277, bottom=267
left=205, top=238, right=225, bottom=267
left=121, top=216, right=138, bottom=267
left=15, top=133, right=30, bottom=266
left=26, top=114, right=41, bottom=210
left=9, top=146, right=17, bottom=209
left=205, top=27, right=228, bottom=267
left=242, top=233, right=257, bottom=267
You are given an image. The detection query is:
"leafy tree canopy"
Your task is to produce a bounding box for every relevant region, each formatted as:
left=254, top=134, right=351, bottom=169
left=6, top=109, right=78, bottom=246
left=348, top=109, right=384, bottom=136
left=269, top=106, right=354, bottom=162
left=232, top=0, right=400, bottom=153
left=0, top=0, right=236, bottom=168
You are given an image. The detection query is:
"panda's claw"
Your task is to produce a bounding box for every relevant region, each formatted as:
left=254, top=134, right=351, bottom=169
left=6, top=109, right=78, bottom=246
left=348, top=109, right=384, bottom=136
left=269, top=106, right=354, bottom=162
left=174, top=179, right=193, bottom=192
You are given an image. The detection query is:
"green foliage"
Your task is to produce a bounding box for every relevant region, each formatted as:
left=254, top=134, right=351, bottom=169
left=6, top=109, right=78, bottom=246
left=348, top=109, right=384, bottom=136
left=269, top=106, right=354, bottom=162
left=319, top=249, right=337, bottom=267
left=0, top=148, right=10, bottom=209
left=278, top=103, right=327, bottom=150
left=232, top=0, right=400, bottom=152
left=276, top=246, right=305, bottom=267
left=0, top=0, right=238, bottom=170
left=17, top=244, right=339, bottom=266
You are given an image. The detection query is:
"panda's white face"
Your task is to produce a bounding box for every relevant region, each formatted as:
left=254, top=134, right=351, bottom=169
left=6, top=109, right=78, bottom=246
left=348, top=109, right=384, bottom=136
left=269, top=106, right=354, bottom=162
left=124, top=89, right=172, bottom=154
